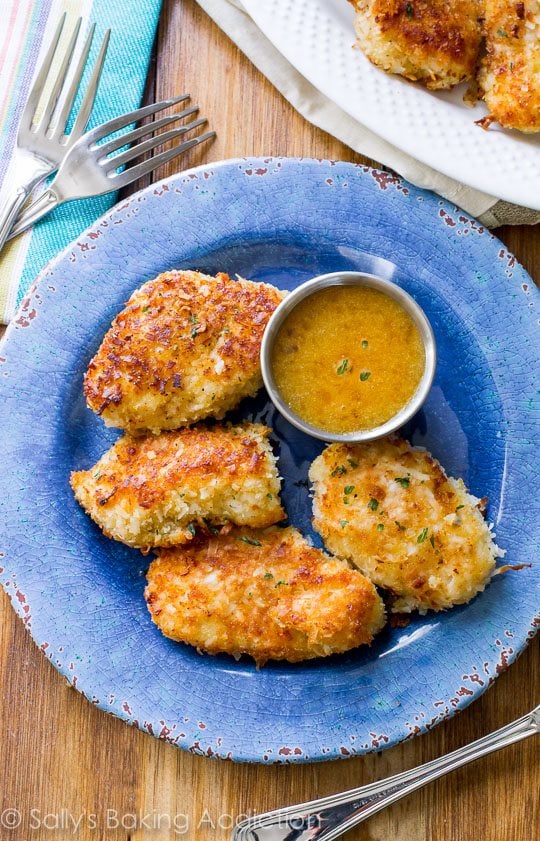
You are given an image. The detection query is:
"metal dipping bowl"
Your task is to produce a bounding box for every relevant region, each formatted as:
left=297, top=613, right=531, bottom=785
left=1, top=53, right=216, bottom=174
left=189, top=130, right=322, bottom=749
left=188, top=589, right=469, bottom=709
left=260, top=271, right=437, bottom=443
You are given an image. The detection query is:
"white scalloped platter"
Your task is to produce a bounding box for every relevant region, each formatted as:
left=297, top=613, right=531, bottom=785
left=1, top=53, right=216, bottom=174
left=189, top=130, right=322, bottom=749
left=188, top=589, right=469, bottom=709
left=242, top=0, right=540, bottom=210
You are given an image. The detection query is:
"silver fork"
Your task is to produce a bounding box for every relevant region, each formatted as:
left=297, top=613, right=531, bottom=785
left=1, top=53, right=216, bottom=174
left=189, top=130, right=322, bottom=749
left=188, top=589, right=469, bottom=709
left=7, top=97, right=216, bottom=240
left=232, top=705, right=540, bottom=840
left=0, top=14, right=110, bottom=250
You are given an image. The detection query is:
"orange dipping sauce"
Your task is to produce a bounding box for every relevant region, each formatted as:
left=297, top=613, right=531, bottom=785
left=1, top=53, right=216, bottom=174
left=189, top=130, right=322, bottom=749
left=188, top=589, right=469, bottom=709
left=271, top=286, right=425, bottom=434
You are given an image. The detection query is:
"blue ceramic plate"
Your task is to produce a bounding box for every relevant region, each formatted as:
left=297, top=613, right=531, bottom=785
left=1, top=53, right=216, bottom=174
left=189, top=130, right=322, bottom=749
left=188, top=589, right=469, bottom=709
left=0, top=158, right=538, bottom=763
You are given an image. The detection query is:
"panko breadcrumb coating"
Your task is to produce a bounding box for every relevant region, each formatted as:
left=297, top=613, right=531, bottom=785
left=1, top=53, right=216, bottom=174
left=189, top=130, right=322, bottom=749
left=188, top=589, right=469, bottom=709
left=349, top=0, right=482, bottom=90
left=70, top=423, right=284, bottom=549
left=84, top=270, right=285, bottom=433
left=478, top=0, right=540, bottom=133
left=310, top=437, right=503, bottom=613
left=145, top=527, right=386, bottom=665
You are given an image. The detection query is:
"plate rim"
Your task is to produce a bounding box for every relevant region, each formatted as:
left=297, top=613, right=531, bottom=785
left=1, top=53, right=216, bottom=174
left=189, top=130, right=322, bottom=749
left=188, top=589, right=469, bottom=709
left=0, top=156, right=538, bottom=764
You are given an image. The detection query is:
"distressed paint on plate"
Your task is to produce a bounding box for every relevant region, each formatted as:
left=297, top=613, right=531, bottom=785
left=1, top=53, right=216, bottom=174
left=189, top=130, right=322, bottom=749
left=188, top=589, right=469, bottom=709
left=0, top=158, right=538, bottom=763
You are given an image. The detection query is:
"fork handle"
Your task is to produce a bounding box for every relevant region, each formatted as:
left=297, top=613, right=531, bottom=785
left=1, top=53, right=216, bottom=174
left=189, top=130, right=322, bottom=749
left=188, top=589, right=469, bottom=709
left=0, top=188, right=29, bottom=252
left=0, top=152, right=54, bottom=250
left=233, top=706, right=539, bottom=840
left=7, top=189, right=59, bottom=241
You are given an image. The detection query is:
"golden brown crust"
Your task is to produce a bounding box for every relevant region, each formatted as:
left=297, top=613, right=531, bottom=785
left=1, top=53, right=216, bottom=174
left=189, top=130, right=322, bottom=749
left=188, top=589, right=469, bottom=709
left=145, top=527, right=386, bottom=665
left=70, top=423, right=284, bottom=548
left=351, top=0, right=482, bottom=89
left=84, top=270, right=285, bottom=432
left=478, top=0, right=540, bottom=132
left=310, top=437, right=502, bottom=613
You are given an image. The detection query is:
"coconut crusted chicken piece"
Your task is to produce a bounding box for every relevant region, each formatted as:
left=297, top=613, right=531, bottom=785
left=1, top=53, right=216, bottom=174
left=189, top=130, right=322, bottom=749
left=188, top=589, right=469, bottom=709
left=84, top=270, right=285, bottom=433
left=310, top=437, right=503, bottom=614
left=145, top=527, right=386, bottom=665
left=349, top=0, right=482, bottom=89
left=478, top=0, right=540, bottom=133
left=70, top=423, right=284, bottom=549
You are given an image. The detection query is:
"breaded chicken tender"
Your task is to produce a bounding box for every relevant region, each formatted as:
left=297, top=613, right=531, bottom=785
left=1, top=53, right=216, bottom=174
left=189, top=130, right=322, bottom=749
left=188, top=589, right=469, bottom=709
left=478, top=0, right=540, bottom=132
left=70, top=423, right=284, bottom=549
left=145, top=527, right=386, bottom=665
left=350, top=0, right=482, bottom=89
left=84, top=270, right=285, bottom=433
left=310, top=437, right=503, bottom=614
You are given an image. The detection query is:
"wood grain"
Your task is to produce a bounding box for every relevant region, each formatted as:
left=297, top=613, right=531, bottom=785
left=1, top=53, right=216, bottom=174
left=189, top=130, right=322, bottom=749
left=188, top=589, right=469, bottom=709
left=0, top=1, right=538, bottom=839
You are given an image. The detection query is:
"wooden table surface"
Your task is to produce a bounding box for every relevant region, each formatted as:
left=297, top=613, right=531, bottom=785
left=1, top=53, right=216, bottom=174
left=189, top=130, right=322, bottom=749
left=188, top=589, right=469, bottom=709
left=1, top=2, right=538, bottom=839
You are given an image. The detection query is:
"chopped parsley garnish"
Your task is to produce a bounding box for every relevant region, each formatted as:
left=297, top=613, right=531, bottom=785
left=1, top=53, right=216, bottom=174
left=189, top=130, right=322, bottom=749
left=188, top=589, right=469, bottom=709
left=142, top=306, right=150, bottom=313
left=337, top=359, right=349, bottom=375
left=359, top=371, right=371, bottom=381
left=203, top=519, right=220, bottom=535
left=377, top=523, right=385, bottom=532
left=343, top=497, right=350, bottom=505
left=93, top=471, right=101, bottom=479
left=417, top=527, right=429, bottom=544
left=347, top=457, right=359, bottom=468
left=456, top=504, right=465, bottom=511
left=361, top=340, right=368, bottom=349
left=395, top=521, right=406, bottom=531
left=331, top=465, right=347, bottom=477
left=238, top=536, right=262, bottom=546
left=340, top=520, right=349, bottom=528
left=191, top=329, right=198, bottom=339
left=189, top=313, right=198, bottom=323
left=187, top=523, right=197, bottom=537
left=394, top=476, right=410, bottom=488
left=429, top=534, right=435, bottom=548
left=274, top=580, right=288, bottom=588
left=263, top=572, right=274, bottom=579
left=368, top=498, right=379, bottom=511
left=344, top=485, right=355, bottom=495
left=406, top=2, right=413, bottom=18
left=266, top=493, right=273, bottom=499
left=497, top=28, right=508, bottom=37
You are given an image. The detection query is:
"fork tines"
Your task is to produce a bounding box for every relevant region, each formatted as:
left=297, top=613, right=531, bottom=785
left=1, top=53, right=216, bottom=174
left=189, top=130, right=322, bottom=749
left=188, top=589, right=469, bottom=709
left=88, top=96, right=216, bottom=187
left=24, top=13, right=110, bottom=143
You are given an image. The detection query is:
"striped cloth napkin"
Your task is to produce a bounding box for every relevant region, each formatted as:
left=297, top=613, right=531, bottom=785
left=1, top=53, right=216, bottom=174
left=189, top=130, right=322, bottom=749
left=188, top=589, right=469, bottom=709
left=0, top=0, right=162, bottom=324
